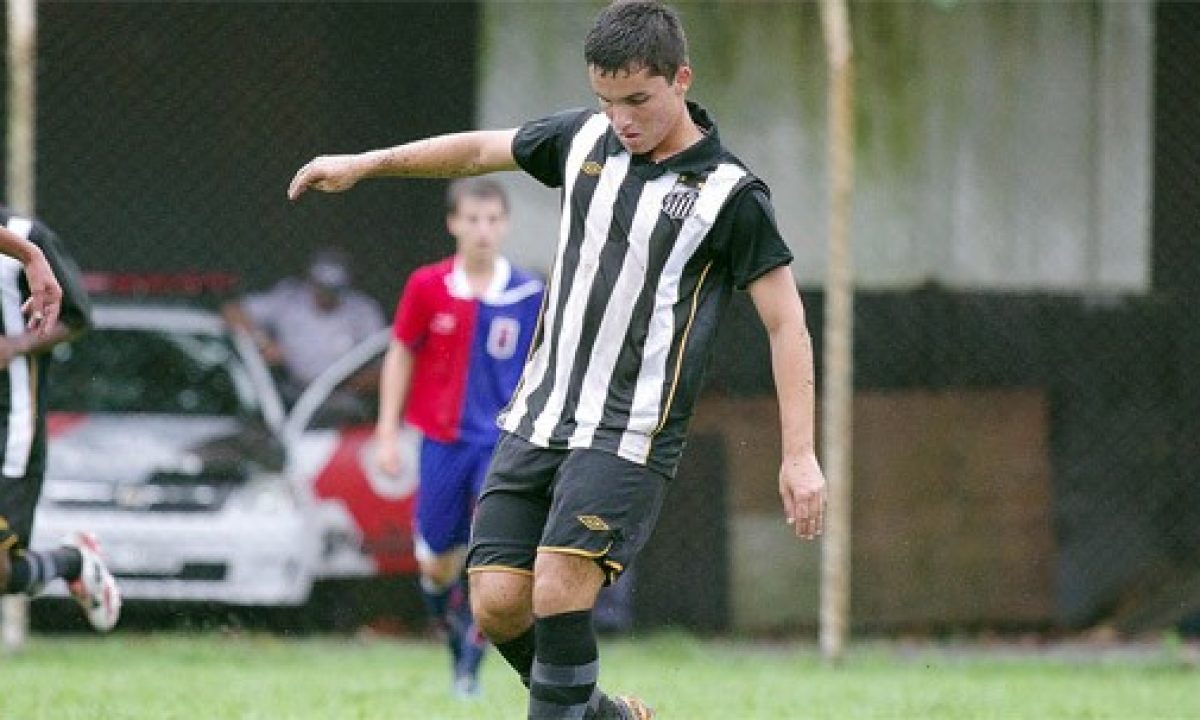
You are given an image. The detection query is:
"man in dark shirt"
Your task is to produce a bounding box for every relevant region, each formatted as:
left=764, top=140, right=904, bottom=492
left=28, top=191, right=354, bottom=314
left=288, top=3, right=825, bottom=717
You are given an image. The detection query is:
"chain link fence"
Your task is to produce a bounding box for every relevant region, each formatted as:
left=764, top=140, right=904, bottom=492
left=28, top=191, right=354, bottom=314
left=3, top=1, right=1198, bottom=636
left=3, top=2, right=478, bottom=304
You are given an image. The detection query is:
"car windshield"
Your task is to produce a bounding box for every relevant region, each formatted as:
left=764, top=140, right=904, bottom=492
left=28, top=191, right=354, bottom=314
left=45, top=327, right=257, bottom=416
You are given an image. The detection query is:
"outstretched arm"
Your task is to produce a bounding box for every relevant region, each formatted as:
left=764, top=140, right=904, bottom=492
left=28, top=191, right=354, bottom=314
left=748, top=265, right=826, bottom=541
left=0, top=225, right=61, bottom=335
left=288, top=129, right=520, bottom=200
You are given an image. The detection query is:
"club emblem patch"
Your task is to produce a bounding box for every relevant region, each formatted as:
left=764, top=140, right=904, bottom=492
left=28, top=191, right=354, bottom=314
left=661, top=182, right=700, bottom=220
left=487, top=317, right=520, bottom=360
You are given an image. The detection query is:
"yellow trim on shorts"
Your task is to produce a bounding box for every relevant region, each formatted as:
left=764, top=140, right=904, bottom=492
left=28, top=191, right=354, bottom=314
left=602, top=558, right=624, bottom=574
left=1, top=535, right=18, bottom=552
left=537, top=545, right=625, bottom=583
left=537, top=545, right=607, bottom=560
left=467, top=565, right=534, bottom=577
left=537, top=540, right=619, bottom=565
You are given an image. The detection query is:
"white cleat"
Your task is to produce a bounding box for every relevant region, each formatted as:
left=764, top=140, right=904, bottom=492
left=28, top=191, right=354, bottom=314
left=63, top=532, right=122, bottom=632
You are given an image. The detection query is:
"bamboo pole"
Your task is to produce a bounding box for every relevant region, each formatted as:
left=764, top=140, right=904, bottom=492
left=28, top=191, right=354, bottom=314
left=2, top=0, right=38, bottom=655
left=818, top=0, right=855, bottom=664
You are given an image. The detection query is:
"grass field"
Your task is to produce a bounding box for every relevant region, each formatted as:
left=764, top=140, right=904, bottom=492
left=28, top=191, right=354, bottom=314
left=1, top=632, right=1197, bottom=719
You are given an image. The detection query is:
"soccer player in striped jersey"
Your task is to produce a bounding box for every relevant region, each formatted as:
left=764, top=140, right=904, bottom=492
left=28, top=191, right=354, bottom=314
left=0, top=208, right=122, bottom=632
left=289, top=3, right=826, bottom=717
left=375, top=178, right=543, bottom=698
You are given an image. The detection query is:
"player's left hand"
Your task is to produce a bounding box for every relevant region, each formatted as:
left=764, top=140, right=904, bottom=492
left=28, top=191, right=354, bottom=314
left=20, top=250, right=62, bottom=336
left=779, top=452, right=826, bottom=541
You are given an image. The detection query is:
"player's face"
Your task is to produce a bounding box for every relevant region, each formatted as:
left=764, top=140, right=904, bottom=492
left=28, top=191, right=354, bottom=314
left=448, top=195, right=508, bottom=265
left=589, top=63, right=691, bottom=159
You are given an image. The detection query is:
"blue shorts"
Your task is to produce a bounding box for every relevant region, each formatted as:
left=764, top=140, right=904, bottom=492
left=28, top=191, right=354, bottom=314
left=414, top=435, right=495, bottom=559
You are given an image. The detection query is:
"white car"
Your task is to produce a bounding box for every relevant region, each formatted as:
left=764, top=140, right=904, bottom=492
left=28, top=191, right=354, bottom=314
left=32, top=302, right=414, bottom=609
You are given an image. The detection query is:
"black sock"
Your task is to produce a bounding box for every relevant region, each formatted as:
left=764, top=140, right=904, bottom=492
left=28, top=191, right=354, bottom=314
left=53, top=547, right=83, bottom=581
left=5, top=547, right=81, bottom=594
left=495, top=624, right=536, bottom=687
left=528, top=610, right=601, bottom=720
left=497, top=621, right=615, bottom=718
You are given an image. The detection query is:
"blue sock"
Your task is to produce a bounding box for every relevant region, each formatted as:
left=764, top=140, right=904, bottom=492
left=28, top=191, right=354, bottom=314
left=455, top=608, right=488, bottom=682
left=421, top=576, right=462, bottom=667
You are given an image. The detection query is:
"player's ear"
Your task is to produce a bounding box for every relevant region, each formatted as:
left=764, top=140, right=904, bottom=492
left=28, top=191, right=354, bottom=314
left=673, top=64, right=692, bottom=95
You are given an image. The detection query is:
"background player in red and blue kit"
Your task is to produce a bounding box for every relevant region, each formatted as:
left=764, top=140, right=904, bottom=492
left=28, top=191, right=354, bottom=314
left=375, top=178, right=543, bottom=698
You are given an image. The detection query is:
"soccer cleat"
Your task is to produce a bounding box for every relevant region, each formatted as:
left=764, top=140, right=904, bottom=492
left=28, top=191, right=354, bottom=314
left=613, top=696, right=655, bottom=720
left=452, top=674, right=481, bottom=700
left=63, top=532, right=122, bottom=632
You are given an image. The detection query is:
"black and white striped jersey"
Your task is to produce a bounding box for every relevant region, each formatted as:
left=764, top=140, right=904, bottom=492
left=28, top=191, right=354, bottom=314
left=0, top=209, right=92, bottom=479
left=499, top=102, right=793, bottom=477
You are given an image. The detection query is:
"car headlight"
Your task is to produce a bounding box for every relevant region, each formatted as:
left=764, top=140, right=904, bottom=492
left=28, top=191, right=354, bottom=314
left=228, top=475, right=299, bottom=516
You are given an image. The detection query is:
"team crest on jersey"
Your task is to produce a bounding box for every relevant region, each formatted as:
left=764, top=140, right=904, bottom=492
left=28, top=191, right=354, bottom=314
left=486, top=317, right=520, bottom=360
left=662, top=177, right=701, bottom=220
left=581, top=161, right=604, bottom=177
left=431, top=312, right=457, bottom=335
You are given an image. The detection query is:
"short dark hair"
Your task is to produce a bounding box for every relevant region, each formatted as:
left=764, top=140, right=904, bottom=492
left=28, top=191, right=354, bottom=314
left=447, top=177, right=509, bottom=214
left=584, top=1, right=688, bottom=81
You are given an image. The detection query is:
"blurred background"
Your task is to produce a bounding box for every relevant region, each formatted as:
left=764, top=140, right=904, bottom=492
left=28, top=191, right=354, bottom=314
left=2, top=1, right=1198, bottom=642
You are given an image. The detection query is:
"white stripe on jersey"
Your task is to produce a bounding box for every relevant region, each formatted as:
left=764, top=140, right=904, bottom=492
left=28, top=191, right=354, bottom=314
left=491, top=279, right=544, bottom=307
left=568, top=171, right=679, bottom=447
left=2, top=216, right=35, bottom=477
left=617, top=163, right=747, bottom=462
left=528, top=151, right=632, bottom=444
left=501, top=113, right=610, bottom=433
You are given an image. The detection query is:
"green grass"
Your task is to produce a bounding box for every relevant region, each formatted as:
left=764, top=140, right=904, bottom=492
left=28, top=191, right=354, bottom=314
left=0, top=632, right=1197, bottom=719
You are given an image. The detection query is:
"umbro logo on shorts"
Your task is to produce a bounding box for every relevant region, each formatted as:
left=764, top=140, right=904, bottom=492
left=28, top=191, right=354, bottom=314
left=577, top=515, right=610, bottom=532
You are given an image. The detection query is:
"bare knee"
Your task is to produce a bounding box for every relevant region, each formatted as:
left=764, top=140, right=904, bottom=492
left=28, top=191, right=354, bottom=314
left=531, top=552, right=604, bottom=618
left=469, top=571, right=533, bottom=642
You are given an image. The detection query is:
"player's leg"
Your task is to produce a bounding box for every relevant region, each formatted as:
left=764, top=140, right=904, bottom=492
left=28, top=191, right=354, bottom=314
left=2, top=479, right=80, bottom=597
left=470, top=568, right=644, bottom=719
left=413, top=437, right=478, bottom=687
left=469, top=569, right=535, bottom=681
left=466, top=433, right=560, bottom=687
left=526, top=449, right=668, bottom=720
left=449, top=441, right=509, bottom=695
left=1, top=479, right=120, bottom=631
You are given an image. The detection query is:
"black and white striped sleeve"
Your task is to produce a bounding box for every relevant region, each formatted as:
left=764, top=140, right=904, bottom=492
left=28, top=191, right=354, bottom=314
left=512, top=108, right=596, bottom=189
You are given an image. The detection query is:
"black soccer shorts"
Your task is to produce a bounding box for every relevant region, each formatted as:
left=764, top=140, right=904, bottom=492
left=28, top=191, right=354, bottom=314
left=0, top=473, right=44, bottom=554
left=467, top=432, right=667, bottom=585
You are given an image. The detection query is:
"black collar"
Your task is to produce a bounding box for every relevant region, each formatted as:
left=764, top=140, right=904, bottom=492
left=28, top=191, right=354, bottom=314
left=607, top=101, right=723, bottom=180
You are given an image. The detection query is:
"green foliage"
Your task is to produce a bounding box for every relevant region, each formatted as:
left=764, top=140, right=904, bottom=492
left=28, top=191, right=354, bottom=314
left=0, top=634, right=1196, bottom=719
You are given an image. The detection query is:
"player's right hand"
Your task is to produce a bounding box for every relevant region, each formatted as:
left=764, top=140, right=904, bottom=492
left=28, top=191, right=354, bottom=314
left=287, top=154, right=364, bottom=200
left=21, top=250, right=62, bottom=336
left=375, top=436, right=402, bottom=478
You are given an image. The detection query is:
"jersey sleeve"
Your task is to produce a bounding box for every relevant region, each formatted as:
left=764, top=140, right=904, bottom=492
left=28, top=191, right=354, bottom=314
left=715, top=182, right=794, bottom=291
left=392, top=271, right=429, bottom=350
left=29, top=221, right=91, bottom=331
left=512, top=108, right=595, bottom=188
